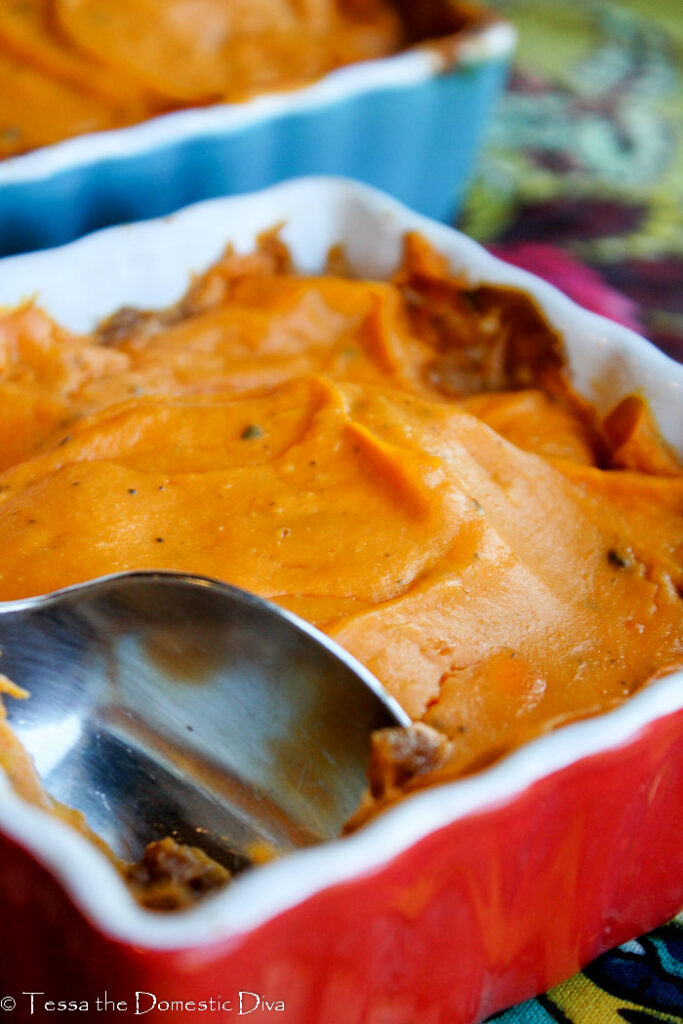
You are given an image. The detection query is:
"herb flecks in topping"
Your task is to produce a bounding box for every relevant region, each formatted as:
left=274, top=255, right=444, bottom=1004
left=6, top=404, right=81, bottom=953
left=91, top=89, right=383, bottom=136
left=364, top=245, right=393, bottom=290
left=607, top=549, right=631, bottom=570
left=241, top=424, right=263, bottom=440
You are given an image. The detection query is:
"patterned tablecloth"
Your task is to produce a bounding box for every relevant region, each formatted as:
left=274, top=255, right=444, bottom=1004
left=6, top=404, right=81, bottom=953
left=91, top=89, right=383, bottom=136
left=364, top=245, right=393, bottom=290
left=458, top=1, right=683, bottom=1020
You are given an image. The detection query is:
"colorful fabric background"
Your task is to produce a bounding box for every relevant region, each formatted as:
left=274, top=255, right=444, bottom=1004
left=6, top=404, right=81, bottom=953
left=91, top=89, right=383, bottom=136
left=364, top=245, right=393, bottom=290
left=460, top=0, right=683, bottom=363
left=460, top=1, right=683, bottom=1020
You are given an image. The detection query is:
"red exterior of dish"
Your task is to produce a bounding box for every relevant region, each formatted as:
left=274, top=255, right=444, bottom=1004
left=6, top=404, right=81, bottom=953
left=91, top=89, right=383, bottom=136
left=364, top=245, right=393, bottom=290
left=0, top=707, right=681, bottom=1024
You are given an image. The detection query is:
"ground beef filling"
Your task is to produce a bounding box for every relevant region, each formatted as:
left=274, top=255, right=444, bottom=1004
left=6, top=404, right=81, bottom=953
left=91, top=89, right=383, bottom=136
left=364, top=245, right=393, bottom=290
left=124, top=838, right=232, bottom=911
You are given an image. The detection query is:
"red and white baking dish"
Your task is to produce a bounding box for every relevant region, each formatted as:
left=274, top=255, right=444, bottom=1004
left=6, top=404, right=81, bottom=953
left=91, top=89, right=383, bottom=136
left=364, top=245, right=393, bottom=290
left=0, top=179, right=681, bottom=1024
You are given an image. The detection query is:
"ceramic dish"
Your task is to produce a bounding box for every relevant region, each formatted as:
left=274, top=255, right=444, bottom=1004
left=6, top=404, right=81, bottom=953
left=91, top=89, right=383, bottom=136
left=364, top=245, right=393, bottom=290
left=0, top=178, right=681, bottom=1024
left=0, top=7, right=515, bottom=259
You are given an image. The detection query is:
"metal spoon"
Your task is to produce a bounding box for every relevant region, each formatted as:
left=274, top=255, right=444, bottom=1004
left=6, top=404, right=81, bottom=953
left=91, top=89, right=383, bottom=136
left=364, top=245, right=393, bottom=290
left=0, top=572, right=409, bottom=872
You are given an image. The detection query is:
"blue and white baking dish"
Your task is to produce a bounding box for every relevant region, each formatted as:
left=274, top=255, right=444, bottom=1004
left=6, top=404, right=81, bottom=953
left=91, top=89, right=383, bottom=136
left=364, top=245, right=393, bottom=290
left=0, top=7, right=515, bottom=258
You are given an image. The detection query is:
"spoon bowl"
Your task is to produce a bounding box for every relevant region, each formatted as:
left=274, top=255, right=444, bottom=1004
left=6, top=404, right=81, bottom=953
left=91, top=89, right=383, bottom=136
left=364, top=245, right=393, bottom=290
left=0, top=572, right=409, bottom=871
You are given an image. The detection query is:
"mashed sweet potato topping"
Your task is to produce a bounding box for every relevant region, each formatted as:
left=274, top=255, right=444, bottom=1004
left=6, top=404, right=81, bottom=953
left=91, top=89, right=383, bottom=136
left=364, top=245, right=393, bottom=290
left=0, top=232, right=681, bottom=809
left=0, top=0, right=457, bottom=157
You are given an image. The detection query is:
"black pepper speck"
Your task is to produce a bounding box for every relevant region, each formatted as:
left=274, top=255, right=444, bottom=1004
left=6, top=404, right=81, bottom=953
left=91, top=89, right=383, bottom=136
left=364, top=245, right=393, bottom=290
left=241, top=424, right=263, bottom=440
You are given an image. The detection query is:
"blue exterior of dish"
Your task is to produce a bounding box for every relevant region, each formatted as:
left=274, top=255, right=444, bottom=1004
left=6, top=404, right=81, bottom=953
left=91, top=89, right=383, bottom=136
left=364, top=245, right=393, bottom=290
left=0, top=57, right=510, bottom=257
